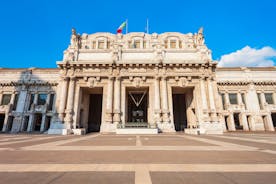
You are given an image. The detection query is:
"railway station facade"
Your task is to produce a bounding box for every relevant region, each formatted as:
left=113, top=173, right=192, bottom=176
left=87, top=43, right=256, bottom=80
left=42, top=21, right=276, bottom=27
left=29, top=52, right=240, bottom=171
left=0, top=28, right=276, bottom=134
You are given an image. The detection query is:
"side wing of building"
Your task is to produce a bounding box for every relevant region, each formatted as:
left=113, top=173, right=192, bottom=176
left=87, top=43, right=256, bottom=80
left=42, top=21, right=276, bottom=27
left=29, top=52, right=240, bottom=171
left=0, top=68, right=59, bottom=132
left=216, top=67, right=276, bottom=131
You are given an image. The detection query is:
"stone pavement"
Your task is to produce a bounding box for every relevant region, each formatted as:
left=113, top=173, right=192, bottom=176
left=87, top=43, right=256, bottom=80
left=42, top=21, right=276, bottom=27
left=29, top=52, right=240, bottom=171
left=0, top=132, right=276, bottom=184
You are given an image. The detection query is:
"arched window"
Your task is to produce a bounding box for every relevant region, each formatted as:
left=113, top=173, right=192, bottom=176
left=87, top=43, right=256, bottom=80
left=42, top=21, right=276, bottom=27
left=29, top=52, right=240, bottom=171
left=129, top=37, right=145, bottom=49
left=164, top=37, right=181, bottom=49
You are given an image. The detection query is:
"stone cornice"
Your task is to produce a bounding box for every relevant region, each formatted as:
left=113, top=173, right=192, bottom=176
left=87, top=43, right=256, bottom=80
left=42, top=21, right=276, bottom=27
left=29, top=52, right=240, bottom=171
left=57, top=61, right=214, bottom=69
left=217, top=80, right=276, bottom=85
left=0, top=80, right=58, bottom=87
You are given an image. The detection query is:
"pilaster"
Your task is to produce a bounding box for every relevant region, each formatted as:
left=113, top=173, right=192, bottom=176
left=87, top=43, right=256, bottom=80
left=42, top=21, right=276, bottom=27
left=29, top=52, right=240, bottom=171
left=161, top=76, right=170, bottom=123
left=64, top=77, right=76, bottom=126
left=154, top=76, right=161, bottom=125
left=58, top=77, right=69, bottom=122
left=105, top=76, right=114, bottom=123
left=113, top=77, right=121, bottom=124
left=207, top=77, right=217, bottom=121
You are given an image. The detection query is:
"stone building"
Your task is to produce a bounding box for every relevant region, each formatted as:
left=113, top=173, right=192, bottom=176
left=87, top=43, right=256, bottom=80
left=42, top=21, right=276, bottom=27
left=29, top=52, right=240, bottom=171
left=0, top=28, right=276, bottom=135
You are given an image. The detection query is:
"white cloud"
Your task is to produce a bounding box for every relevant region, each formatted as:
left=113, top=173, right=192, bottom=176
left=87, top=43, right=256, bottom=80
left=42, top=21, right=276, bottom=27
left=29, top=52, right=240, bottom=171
left=218, top=46, right=276, bottom=67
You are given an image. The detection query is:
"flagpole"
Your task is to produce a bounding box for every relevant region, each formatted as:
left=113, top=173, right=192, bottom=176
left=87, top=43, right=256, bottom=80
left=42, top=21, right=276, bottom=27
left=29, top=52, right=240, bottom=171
left=126, top=19, right=128, bottom=34
left=146, top=18, right=149, bottom=34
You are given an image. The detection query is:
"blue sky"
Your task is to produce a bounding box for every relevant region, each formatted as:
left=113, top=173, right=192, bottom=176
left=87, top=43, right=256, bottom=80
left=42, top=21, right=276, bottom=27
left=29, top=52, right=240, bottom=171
left=0, top=0, right=275, bottom=68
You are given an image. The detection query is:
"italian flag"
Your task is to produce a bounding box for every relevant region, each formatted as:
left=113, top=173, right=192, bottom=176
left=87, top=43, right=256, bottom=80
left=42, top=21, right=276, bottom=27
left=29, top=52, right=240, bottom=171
left=117, top=21, right=127, bottom=33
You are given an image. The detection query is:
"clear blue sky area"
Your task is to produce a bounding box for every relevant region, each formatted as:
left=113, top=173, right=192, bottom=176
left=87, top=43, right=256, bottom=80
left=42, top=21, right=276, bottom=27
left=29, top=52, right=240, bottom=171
left=0, top=0, right=275, bottom=68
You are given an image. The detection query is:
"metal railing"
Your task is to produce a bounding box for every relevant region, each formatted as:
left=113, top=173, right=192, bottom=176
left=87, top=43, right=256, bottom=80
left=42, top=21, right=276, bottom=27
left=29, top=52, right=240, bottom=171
left=117, top=122, right=157, bottom=129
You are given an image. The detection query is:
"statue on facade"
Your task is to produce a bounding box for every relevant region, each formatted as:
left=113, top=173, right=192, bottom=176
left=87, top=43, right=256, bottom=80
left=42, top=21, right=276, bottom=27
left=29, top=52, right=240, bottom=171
left=195, top=27, right=205, bottom=46
left=70, top=28, right=80, bottom=49
left=187, top=106, right=198, bottom=128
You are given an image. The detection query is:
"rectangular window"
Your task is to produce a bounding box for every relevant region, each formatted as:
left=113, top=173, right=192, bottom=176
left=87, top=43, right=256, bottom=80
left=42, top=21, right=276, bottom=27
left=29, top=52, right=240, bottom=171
left=38, top=94, right=47, bottom=105
left=170, top=40, right=176, bottom=48
left=221, top=93, right=225, bottom=109
left=12, top=94, right=19, bottom=110
left=134, top=40, right=140, bottom=48
left=164, top=40, right=168, bottom=49
left=229, top=93, right=238, bottom=104
left=107, top=41, right=110, bottom=49
left=98, top=41, right=104, bottom=49
left=48, top=94, right=55, bottom=111
left=241, top=93, right=247, bottom=109
left=1, top=94, right=11, bottom=105
left=92, top=41, right=96, bottom=49
left=257, top=93, right=263, bottom=109
left=29, top=94, right=34, bottom=110
left=265, top=93, right=274, bottom=104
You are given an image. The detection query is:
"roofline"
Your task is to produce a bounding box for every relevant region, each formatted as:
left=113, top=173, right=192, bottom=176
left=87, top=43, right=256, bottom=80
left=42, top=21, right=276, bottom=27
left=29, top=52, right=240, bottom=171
left=216, top=66, right=276, bottom=71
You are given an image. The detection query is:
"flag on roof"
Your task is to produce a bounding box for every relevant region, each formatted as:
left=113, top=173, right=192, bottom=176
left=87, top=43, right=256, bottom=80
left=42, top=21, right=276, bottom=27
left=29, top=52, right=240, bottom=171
left=117, top=21, right=127, bottom=33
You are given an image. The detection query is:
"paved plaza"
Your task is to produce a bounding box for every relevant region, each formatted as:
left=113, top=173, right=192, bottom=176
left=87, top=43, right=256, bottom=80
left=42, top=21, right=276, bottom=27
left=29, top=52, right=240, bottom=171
left=0, top=132, right=276, bottom=184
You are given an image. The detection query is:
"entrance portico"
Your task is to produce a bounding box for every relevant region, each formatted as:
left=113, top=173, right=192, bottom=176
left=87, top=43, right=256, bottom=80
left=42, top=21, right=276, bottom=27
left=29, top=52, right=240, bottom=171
left=49, top=30, right=225, bottom=135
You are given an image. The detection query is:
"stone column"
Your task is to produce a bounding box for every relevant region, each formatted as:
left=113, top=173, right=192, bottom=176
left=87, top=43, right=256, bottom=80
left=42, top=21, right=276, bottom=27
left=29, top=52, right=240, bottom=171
left=200, top=77, right=208, bottom=116
left=10, top=93, right=16, bottom=109
left=73, top=85, right=81, bottom=129
left=264, top=114, right=275, bottom=131
left=248, top=115, right=256, bottom=131
left=40, top=115, right=47, bottom=132
left=34, top=92, right=38, bottom=105
left=154, top=76, right=161, bottom=125
left=46, top=92, right=51, bottom=111
left=0, top=92, right=3, bottom=105
left=224, top=92, right=230, bottom=108
left=207, top=78, right=217, bottom=121
left=227, top=114, right=235, bottom=131
left=237, top=92, right=243, bottom=105
left=161, top=77, right=170, bottom=123
left=58, top=77, right=69, bottom=122
left=240, top=113, right=249, bottom=131
left=113, top=77, right=121, bottom=124
left=64, top=77, right=76, bottom=127
left=273, top=92, right=276, bottom=105
left=260, top=93, right=266, bottom=108
left=106, top=77, right=114, bottom=123
left=27, top=114, right=34, bottom=132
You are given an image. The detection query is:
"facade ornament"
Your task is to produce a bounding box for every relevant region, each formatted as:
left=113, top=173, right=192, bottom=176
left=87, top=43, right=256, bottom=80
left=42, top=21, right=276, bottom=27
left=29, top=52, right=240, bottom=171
left=178, top=77, right=188, bottom=87
left=195, top=27, right=205, bottom=46
left=70, top=28, right=81, bottom=49
left=133, top=77, right=142, bottom=88
left=88, top=77, right=96, bottom=88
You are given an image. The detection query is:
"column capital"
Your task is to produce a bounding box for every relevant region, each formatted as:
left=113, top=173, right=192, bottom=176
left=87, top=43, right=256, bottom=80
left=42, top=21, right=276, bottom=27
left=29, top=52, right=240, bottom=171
left=155, top=76, right=161, bottom=80
left=161, top=76, right=167, bottom=80
left=200, top=76, right=206, bottom=80
left=61, top=76, right=69, bottom=81
left=108, top=76, right=115, bottom=80
left=70, top=77, right=77, bottom=81
left=115, top=76, right=121, bottom=81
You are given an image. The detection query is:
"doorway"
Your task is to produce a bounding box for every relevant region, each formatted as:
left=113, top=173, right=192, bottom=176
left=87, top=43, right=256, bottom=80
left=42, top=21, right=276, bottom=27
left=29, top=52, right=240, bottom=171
left=0, top=114, right=5, bottom=131
left=234, top=113, right=243, bottom=130
left=88, top=93, right=103, bottom=132
left=173, top=94, right=187, bottom=131
left=34, top=114, right=42, bottom=131
left=272, top=113, right=276, bottom=127
left=127, top=89, right=148, bottom=123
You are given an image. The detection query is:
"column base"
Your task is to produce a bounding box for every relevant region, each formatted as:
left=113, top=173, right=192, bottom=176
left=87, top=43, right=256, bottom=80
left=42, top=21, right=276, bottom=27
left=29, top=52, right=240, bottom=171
left=47, top=122, right=72, bottom=135
left=198, top=121, right=224, bottom=134
left=157, top=123, right=175, bottom=133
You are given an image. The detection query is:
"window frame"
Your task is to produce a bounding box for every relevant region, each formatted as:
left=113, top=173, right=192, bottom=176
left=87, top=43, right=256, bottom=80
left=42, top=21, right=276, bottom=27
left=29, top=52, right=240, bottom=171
left=1, top=94, right=11, bottom=105
left=229, top=93, right=238, bottom=105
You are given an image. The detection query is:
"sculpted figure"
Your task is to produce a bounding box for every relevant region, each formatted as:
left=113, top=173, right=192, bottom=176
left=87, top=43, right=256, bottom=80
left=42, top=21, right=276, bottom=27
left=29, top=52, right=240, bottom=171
left=196, top=27, right=205, bottom=46
left=187, top=106, right=198, bottom=128
left=70, top=28, right=80, bottom=49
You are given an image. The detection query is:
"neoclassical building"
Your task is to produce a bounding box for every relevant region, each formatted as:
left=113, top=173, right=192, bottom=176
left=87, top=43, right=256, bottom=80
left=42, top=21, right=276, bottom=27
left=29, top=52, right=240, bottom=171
left=0, top=28, right=276, bottom=135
